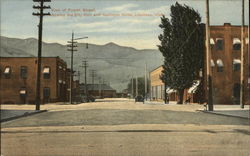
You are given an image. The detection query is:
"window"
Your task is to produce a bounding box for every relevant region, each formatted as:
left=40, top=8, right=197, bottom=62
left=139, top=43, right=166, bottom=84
left=43, top=67, right=50, bottom=79
left=210, top=38, right=215, bottom=49
left=4, top=66, right=11, bottom=78
left=216, top=38, right=224, bottom=50
left=233, top=38, right=241, bottom=50
left=20, top=88, right=27, bottom=97
left=20, top=66, right=28, bottom=79
left=43, top=87, right=50, bottom=98
left=216, top=59, right=224, bottom=72
left=210, top=60, right=215, bottom=67
left=233, top=59, right=241, bottom=71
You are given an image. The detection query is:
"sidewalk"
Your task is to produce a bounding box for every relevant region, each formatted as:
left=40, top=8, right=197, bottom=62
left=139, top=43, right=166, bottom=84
left=144, top=100, right=250, bottom=119
left=0, top=109, right=47, bottom=122
left=201, top=105, right=250, bottom=119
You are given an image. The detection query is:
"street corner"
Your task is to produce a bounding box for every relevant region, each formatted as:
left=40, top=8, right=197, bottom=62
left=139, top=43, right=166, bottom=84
left=0, top=109, right=47, bottom=123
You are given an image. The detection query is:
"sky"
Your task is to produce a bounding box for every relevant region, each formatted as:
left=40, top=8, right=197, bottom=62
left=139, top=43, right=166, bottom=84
left=1, top=0, right=249, bottom=49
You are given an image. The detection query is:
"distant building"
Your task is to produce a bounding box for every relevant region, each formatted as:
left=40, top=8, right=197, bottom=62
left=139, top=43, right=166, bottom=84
left=0, top=57, right=71, bottom=104
left=150, top=66, right=202, bottom=103
left=149, top=23, right=249, bottom=105
left=80, top=84, right=116, bottom=98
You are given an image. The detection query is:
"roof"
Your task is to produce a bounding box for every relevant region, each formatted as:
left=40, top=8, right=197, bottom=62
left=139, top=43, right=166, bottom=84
left=149, top=65, right=163, bottom=73
left=0, top=56, right=67, bottom=64
left=80, top=84, right=116, bottom=91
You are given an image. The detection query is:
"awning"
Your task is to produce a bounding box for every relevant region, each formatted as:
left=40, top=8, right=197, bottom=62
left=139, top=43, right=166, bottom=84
left=20, top=90, right=26, bottom=94
left=4, top=67, right=10, bottom=74
left=233, top=59, right=241, bottom=64
left=233, top=38, right=241, bottom=44
left=43, top=67, right=50, bottom=73
left=216, top=38, right=223, bottom=41
left=216, top=59, right=224, bottom=67
left=188, top=80, right=200, bottom=93
left=210, top=38, right=215, bottom=45
left=210, top=60, right=215, bottom=67
left=166, top=88, right=176, bottom=94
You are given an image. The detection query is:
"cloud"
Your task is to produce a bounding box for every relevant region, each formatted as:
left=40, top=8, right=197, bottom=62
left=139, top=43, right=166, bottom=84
left=103, top=3, right=139, bottom=12
left=75, top=21, right=110, bottom=28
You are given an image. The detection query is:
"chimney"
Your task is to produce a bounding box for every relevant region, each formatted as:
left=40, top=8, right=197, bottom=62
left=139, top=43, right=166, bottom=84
left=224, top=23, right=231, bottom=26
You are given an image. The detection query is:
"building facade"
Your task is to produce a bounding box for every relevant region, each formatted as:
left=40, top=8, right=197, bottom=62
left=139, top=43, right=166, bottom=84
left=150, top=66, right=202, bottom=103
left=206, top=23, right=249, bottom=104
left=0, top=57, right=70, bottom=104
left=150, top=23, right=249, bottom=105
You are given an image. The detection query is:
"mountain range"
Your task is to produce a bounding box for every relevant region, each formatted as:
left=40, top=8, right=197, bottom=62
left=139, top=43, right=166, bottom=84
left=0, top=36, right=163, bottom=92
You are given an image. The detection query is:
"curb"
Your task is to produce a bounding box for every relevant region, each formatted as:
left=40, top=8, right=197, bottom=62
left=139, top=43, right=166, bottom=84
left=0, top=110, right=48, bottom=123
left=198, top=110, right=250, bottom=120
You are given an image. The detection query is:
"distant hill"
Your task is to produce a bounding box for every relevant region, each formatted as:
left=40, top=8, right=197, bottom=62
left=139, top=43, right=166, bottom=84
left=0, top=36, right=163, bottom=92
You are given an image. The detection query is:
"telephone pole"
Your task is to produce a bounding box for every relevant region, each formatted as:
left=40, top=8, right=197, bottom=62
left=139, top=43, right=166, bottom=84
left=205, top=0, right=213, bottom=111
left=136, top=76, right=138, bottom=97
left=67, top=32, right=78, bottom=104
left=90, top=70, right=96, bottom=84
left=131, top=75, right=134, bottom=98
left=81, top=60, right=88, bottom=97
left=98, top=77, right=102, bottom=97
left=67, top=33, right=88, bottom=104
left=32, top=0, right=51, bottom=110
left=240, top=0, right=245, bottom=108
left=144, top=63, right=147, bottom=99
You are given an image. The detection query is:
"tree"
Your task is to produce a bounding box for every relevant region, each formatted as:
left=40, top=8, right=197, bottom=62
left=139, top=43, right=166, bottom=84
left=158, top=2, right=204, bottom=104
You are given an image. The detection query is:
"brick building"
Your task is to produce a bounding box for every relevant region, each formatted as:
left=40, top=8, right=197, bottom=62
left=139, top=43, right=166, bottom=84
left=150, top=23, right=249, bottom=105
left=150, top=66, right=202, bottom=103
left=0, top=57, right=70, bottom=104
left=206, top=23, right=249, bottom=104
left=80, top=84, right=117, bottom=98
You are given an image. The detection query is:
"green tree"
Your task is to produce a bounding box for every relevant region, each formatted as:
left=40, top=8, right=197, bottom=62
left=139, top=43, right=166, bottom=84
left=158, top=2, right=204, bottom=104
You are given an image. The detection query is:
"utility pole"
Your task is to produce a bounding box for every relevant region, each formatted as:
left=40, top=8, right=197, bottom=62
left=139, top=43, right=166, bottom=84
left=77, top=71, right=80, bottom=82
left=33, top=0, right=51, bottom=110
left=99, top=77, right=102, bottom=97
left=240, top=0, right=245, bottom=108
left=205, top=0, right=213, bottom=111
left=67, top=32, right=78, bottom=104
left=81, top=60, right=88, bottom=98
left=67, top=34, right=87, bottom=104
left=131, top=75, right=134, bottom=98
left=136, top=76, right=138, bottom=97
left=90, top=70, right=96, bottom=84
left=102, top=79, right=105, bottom=98
left=144, top=63, right=147, bottom=100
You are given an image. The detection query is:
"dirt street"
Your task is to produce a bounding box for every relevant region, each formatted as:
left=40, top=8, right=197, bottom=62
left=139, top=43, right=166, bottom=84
left=1, top=98, right=250, bottom=156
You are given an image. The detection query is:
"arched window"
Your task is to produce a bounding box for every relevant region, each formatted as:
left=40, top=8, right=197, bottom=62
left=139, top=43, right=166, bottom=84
left=216, top=38, right=224, bottom=50
left=233, top=59, right=241, bottom=71
left=43, top=66, right=51, bottom=79
left=216, top=59, right=224, bottom=72
left=233, top=38, right=241, bottom=50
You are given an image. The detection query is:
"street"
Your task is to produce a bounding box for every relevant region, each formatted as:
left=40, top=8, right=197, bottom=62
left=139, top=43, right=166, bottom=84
left=1, top=98, right=250, bottom=156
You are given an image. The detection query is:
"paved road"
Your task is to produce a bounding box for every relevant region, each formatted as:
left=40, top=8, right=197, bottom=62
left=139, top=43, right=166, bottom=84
left=1, top=98, right=250, bottom=156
